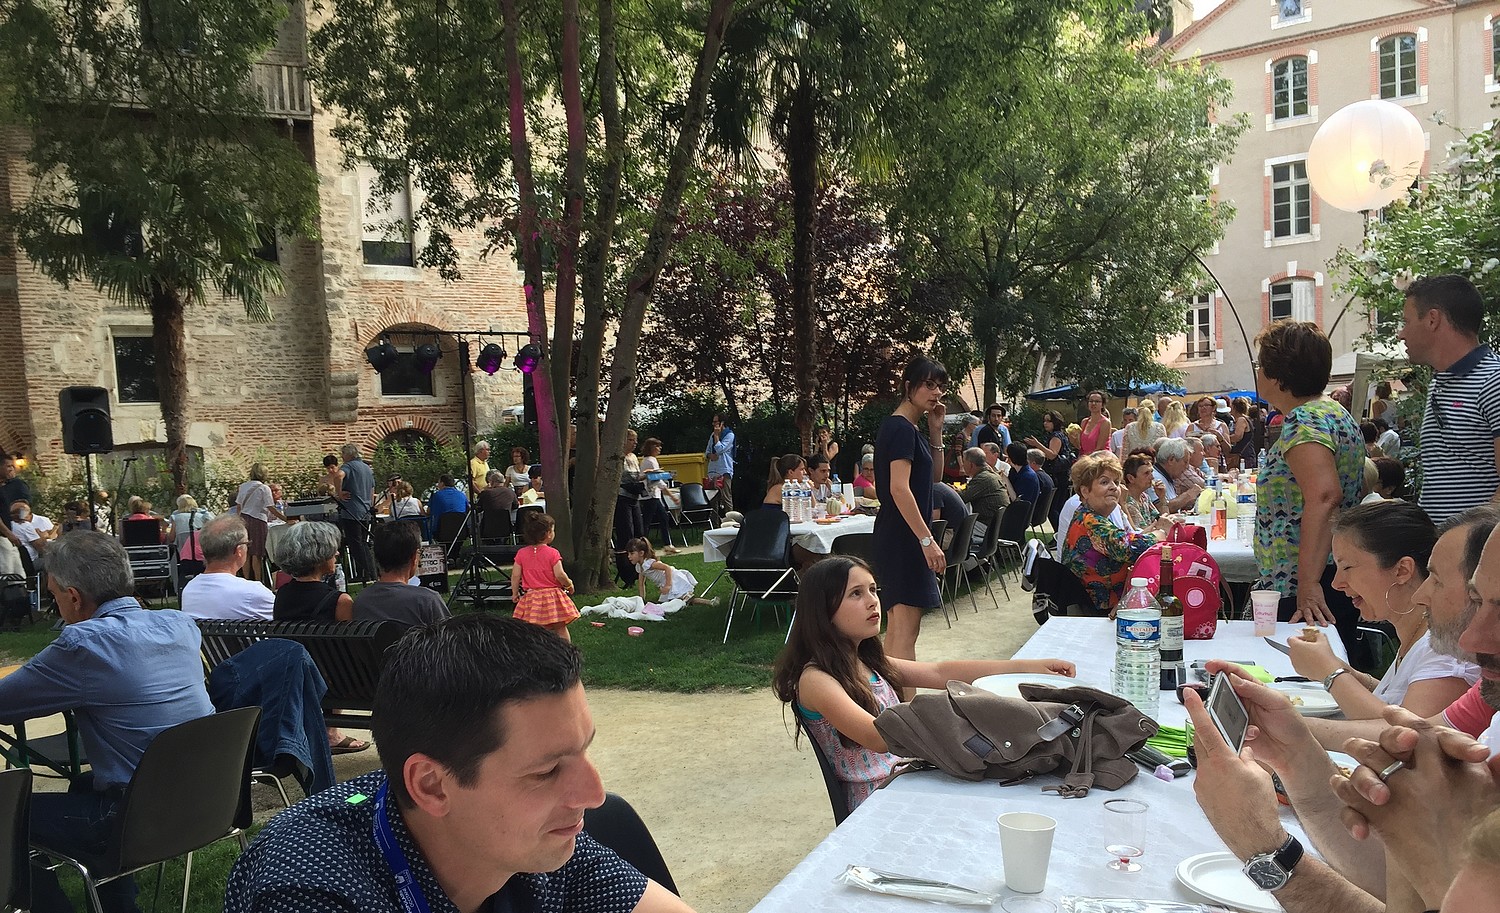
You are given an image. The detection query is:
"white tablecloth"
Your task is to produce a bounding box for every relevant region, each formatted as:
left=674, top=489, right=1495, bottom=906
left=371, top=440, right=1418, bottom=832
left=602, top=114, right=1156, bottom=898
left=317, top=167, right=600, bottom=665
left=749, top=619, right=1344, bottom=912
left=1187, top=515, right=1257, bottom=585
left=701, top=514, right=876, bottom=563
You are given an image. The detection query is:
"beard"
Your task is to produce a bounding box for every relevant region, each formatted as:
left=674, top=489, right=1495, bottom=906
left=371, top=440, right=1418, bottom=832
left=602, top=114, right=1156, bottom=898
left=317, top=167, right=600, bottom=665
left=1482, top=672, right=1500, bottom=711
left=1428, top=601, right=1478, bottom=661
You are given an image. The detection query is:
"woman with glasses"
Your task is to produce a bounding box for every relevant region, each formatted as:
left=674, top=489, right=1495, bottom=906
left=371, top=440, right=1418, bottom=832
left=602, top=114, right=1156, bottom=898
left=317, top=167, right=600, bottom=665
left=872, top=357, right=948, bottom=666
left=1078, top=390, right=1111, bottom=455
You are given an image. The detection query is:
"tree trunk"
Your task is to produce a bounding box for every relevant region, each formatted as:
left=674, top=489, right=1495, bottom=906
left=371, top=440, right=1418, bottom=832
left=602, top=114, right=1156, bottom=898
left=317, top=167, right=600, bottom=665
left=498, top=0, right=565, bottom=554
left=788, top=76, right=820, bottom=456
left=573, top=0, right=736, bottom=590
left=982, top=333, right=1000, bottom=413
left=149, top=282, right=189, bottom=495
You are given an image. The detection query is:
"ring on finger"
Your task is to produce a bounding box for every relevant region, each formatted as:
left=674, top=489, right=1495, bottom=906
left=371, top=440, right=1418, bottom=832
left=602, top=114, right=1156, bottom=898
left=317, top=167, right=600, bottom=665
left=1376, top=759, right=1405, bottom=782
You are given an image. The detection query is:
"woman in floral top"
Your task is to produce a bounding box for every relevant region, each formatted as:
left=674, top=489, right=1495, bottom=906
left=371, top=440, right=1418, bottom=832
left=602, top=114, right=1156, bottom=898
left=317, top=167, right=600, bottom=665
left=1253, top=321, right=1365, bottom=657
left=1120, top=451, right=1164, bottom=530
left=1063, top=453, right=1171, bottom=614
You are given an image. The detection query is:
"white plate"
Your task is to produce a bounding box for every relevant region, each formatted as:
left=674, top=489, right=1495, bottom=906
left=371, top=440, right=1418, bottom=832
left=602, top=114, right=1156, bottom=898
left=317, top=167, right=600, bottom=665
left=1268, top=682, right=1340, bottom=717
left=971, top=673, right=1078, bottom=699
left=1176, top=851, right=1282, bottom=913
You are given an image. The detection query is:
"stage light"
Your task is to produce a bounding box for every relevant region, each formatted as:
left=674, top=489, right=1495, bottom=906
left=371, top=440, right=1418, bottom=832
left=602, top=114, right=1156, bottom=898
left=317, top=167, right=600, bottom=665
left=476, top=342, right=506, bottom=375
left=515, top=343, right=542, bottom=374
left=414, top=342, right=443, bottom=373
left=365, top=338, right=398, bottom=372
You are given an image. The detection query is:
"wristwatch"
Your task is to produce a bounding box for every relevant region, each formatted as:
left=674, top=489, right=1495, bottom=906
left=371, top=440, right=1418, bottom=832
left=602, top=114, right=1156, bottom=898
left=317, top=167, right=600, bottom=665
left=1322, top=668, right=1350, bottom=691
left=919, top=536, right=934, bottom=548
left=1242, top=834, right=1303, bottom=892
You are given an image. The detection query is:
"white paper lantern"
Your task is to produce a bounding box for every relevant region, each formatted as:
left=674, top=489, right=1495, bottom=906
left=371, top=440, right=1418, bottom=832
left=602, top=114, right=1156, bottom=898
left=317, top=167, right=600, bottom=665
left=1306, top=100, right=1425, bottom=213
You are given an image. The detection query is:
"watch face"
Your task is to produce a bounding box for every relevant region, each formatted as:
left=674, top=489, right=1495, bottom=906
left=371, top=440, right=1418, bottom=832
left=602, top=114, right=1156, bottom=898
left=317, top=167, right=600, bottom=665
left=1245, top=857, right=1288, bottom=891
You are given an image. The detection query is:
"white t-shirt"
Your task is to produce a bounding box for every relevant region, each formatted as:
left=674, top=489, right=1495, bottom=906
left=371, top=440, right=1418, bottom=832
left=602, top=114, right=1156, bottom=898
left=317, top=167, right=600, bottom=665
left=1372, top=631, right=1482, bottom=705
left=11, top=515, right=52, bottom=562
left=1377, top=429, right=1401, bottom=456
left=1054, top=494, right=1129, bottom=556
left=1110, top=428, right=1125, bottom=455
left=179, top=572, right=276, bottom=621
left=236, top=480, right=274, bottom=522
left=506, top=466, right=532, bottom=490
left=390, top=496, right=423, bottom=519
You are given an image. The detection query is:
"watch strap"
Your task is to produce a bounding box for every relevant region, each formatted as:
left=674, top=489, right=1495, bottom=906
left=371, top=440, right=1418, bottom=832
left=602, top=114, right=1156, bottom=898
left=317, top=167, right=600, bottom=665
left=919, top=536, right=934, bottom=548
left=1273, top=833, right=1304, bottom=875
left=1322, top=668, right=1350, bottom=691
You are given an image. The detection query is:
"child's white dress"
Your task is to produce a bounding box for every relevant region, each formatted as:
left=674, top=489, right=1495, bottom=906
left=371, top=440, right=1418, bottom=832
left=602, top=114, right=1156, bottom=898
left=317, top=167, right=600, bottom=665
left=641, top=557, right=697, bottom=602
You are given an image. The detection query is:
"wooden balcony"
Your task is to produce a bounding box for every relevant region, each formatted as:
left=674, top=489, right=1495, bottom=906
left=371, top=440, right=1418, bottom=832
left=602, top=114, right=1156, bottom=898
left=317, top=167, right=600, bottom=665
left=250, top=62, right=312, bottom=119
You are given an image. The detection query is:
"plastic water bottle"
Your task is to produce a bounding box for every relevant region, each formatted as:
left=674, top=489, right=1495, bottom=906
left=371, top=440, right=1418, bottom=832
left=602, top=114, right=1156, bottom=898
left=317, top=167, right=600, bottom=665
left=1115, top=578, right=1161, bottom=718
left=795, top=480, right=808, bottom=522
left=781, top=479, right=793, bottom=515
left=803, top=481, right=815, bottom=522
left=1256, top=448, right=1268, bottom=471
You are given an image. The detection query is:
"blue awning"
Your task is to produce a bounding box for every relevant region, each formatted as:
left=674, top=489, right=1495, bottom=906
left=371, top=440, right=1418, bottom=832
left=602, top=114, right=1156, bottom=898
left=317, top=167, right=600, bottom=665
left=1025, top=380, right=1187, bottom=400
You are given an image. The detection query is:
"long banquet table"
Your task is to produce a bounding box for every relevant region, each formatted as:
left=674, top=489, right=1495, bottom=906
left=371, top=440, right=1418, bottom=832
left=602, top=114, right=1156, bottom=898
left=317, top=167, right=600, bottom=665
left=701, top=514, right=875, bottom=563
left=750, top=618, right=1345, bottom=912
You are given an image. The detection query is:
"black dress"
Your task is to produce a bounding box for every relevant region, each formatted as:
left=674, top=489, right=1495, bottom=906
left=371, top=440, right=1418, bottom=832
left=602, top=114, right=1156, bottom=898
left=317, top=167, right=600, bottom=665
left=872, top=415, right=941, bottom=611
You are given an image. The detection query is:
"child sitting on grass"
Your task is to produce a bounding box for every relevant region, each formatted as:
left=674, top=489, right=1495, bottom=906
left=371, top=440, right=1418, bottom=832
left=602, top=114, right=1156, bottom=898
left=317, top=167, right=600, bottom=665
left=625, top=537, right=718, bottom=607
left=511, top=512, right=579, bottom=641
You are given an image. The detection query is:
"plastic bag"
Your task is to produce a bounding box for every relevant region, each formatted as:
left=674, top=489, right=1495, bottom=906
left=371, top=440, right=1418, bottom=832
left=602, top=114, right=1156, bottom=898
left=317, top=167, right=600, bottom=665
left=834, top=865, right=1000, bottom=906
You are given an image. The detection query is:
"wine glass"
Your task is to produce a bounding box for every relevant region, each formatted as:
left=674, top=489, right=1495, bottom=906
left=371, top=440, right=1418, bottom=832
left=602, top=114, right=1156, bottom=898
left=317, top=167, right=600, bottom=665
left=1103, top=798, right=1148, bottom=872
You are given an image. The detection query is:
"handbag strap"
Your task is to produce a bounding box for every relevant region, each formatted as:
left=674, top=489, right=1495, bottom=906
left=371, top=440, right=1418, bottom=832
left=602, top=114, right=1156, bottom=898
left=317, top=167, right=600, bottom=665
left=1042, top=705, right=1104, bottom=799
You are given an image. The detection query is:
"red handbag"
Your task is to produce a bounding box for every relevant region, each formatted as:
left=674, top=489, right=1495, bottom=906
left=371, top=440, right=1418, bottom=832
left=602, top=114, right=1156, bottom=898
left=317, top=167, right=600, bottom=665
left=1167, top=522, right=1207, bottom=549
left=1130, top=540, right=1221, bottom=639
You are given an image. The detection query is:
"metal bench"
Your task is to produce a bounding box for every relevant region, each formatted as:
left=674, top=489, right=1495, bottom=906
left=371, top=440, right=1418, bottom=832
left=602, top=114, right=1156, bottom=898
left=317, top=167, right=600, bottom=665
left=195, top=619, right=403, bottom=730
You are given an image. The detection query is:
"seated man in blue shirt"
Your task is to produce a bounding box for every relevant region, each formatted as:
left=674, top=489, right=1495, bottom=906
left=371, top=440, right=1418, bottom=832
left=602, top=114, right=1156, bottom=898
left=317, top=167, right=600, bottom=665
left=0, top=531, right=213, bottom=913
left=1006, top=442, right=1040, bottom=508
left=225, top=614, right=694, bottom=913
left=427, top=474, right=470, bottom=526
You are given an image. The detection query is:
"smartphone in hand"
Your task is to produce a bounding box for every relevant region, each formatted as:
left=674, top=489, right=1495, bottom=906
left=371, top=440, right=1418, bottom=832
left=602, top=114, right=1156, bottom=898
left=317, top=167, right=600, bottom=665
left=1206, top=670, right=1249, bottom=754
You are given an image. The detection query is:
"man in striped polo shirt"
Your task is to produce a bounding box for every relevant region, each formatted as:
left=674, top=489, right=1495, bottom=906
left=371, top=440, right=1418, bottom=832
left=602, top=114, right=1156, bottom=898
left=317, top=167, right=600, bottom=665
left=1400, top=274, right=1500, bottom=523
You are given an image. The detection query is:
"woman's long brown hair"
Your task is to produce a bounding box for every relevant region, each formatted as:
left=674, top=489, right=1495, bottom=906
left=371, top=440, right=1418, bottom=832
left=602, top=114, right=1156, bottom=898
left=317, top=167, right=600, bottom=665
left=771, top=557, right=903, bottom=744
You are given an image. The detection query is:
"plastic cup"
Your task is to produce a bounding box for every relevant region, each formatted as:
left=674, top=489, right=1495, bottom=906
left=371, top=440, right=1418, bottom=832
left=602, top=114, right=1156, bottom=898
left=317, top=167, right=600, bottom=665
left=998, top=812, right=1057, bottom=894
left=1250, top=589, right=1280, bottom=636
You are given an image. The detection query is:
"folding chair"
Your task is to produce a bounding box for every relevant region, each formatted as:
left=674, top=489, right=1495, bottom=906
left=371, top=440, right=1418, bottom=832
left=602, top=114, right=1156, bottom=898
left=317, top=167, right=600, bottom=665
left=829, top=532, right=874, bottom=563
left=963, top=509, right=1008, bottom=607
left=795, top=715, right=851, bottom=826
left=722, top=510, right=798, bottom=643
left=0, top=768, right=31, bottom=913
left=432, top=511, right=469, bottom=562
left=30, top=707, right=260, bottom=913
left=938, top=512, right=979, bottom=623
left=676, top=483, right=717, bottom=532
left=994, top=498, right=1036, bottom=582
left=1029, top=489, right=1054, bottom=535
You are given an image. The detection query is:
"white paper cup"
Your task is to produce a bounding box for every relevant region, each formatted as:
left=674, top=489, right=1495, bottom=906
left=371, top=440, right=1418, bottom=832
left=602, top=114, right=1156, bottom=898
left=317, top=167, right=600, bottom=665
left=998, top=812, right=1057, bottom=894
left=1250, top=589, right=1280, bottom=636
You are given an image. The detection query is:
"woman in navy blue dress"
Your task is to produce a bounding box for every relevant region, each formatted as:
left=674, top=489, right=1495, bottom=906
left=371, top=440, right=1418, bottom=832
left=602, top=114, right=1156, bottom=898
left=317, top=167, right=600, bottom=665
left=873, top=357, right=949, bottom=663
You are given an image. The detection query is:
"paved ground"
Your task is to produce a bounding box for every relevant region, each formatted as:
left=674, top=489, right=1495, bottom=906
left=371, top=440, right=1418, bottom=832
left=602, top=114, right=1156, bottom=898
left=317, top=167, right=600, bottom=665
left=314, top=571, right=1043, bottom=913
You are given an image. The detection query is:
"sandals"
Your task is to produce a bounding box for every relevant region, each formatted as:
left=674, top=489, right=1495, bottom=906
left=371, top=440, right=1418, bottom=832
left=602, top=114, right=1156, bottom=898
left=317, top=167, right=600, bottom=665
left=329, top=735, right=371, bottom=754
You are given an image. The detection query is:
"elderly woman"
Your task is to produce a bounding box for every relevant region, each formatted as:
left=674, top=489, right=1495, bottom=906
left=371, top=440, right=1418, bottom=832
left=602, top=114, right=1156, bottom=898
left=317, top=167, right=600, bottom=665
left=1191, top=396, right=1230, bottom=447
left=1149, top=438, right=1204, bottom=513
left=1287, top=501, right=1478, bottom=720
left=1253, top=320, right=1364, bottom=650
left=168, top=494, right=212, bottom=557
left=1120, top=451, right=1166, bottom=530
left=852, top=453, right=876, bottom=498
left=271, top=520, right=353, bottom=623
left=235, top=462, right=287, bottom=583
left=1062, top=454, right=1170, bottom=614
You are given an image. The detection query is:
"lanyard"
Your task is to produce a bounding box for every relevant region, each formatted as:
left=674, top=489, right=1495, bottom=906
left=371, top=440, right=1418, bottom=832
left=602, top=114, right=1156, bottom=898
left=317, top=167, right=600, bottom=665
left=372, top=783, right=434, bottom=913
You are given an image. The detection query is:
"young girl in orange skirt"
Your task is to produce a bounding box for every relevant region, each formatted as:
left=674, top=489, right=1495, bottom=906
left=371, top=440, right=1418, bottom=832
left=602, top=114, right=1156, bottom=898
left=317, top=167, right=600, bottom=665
left=511, top=512, right=579, bottom=641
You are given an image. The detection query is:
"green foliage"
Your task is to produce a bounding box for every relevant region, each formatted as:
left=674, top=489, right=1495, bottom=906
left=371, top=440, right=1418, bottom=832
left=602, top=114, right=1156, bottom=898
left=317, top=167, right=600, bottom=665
left=635, top=391, right=726, bottom=455
left=370, top=440, right=470, bottom=496
left=482, top=423, right=542, bottom=465
left=883, top=4, right=1246, bottom=403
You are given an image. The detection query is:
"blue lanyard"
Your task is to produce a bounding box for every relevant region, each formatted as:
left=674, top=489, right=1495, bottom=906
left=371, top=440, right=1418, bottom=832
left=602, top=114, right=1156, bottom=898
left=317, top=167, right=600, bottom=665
left=372, top=783, right=434, bottom=913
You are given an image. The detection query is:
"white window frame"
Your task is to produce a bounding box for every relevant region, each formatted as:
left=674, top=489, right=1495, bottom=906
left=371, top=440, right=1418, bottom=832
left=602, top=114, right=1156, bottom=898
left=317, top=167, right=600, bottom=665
left=1184, top=294, right=1215, bottom=362
left=1270, top=159, right=1312, bottom=241
left=1272, top=0, right=1310, bottom=30
left=357, top=161, right=421, bottom=279
left=1486, top=16, right=1500, bottom=93
left=1271, top=56, right=1310, bottom=122
left=1377, top=33, right=1420, bottom=102
left=1268, top=279, right=1315, bottom=323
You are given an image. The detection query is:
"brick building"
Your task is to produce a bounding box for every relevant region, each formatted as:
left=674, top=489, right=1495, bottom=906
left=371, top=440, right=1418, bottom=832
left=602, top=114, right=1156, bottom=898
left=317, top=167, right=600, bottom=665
left=1162, top=0, right=1493, bottom=393
left=0, top=1, right=532, bottom=481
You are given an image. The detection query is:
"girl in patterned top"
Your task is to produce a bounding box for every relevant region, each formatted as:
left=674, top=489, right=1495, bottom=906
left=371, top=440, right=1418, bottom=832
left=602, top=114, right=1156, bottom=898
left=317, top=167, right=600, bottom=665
left=511, top=512, right=579, bottom=641
left=771, top=557, right=1075, bottom=812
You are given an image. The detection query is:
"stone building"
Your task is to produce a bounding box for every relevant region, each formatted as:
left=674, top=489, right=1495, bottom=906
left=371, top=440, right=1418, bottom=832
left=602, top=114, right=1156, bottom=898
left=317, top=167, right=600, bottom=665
left=0, top=1, right=531, bottom=482
left=1162, top=0, right=1492, bottom=393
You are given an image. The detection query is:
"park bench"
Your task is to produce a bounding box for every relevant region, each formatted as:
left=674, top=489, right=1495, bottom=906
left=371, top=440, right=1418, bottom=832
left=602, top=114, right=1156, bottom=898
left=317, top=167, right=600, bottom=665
left=195, top=619, right=403, bottom=731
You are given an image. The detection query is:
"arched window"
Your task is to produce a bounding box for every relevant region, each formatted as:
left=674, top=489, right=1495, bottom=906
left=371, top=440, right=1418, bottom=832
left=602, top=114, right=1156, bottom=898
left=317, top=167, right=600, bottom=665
left=1379, top=34, right=1417, bottom=100
left=1272, top=57, right=1309, bottom=120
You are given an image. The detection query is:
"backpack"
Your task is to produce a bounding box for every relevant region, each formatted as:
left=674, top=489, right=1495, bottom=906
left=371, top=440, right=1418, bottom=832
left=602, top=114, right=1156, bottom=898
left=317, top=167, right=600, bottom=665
left=1130, top=536, right=1222, bottom=639
left=874, top=682, right=1158, bottom=798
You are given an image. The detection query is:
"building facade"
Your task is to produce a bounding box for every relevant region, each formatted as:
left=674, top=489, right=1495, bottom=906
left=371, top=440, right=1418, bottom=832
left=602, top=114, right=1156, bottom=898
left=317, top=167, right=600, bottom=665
left=1163, top=0, right=1494, bottom=392
left=0, top=1, right=532, bottom=481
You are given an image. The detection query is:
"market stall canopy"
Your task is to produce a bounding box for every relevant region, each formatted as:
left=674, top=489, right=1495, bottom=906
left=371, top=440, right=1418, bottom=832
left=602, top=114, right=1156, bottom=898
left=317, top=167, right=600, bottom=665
left=1025, top=380, right=1187, bottom=401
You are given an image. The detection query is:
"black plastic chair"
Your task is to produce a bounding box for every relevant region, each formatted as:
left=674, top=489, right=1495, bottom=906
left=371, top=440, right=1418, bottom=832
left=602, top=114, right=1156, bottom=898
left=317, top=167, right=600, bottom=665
left=677, top=484, right=717, bottom=530
left=994, top=498, right=1035, bottom=581
left=479, top=508, right=514, bottom=543
left=30, top=707, right=260, bottom=913
left=939, top=513, right=980, bottom=623
left=583, top=794, right=678, bottom=894
left=1028, top=553, right=1101, bottom=624
left=432, top=511, right=469, bottom=559
left=723, top=510, right=798, bottom=643
left=0, top=768, right=31, bottom=913
left=795, top=715, right=851, bottom=826
left=964, top=509, right=1008, bottom=607
left=1029, top=488, right=1054, bottom=534
left=829, top=532, right=874, bottom=563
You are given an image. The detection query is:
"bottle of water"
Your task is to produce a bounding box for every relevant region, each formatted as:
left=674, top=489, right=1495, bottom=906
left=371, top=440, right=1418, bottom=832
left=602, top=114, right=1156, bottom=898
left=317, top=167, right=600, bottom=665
left=1114, top=578, right=1161, bottom=718
left=781, top=479, right=793, bottom=515
left=1256, top=448, right=1268, bottom=471
left=794, top=480, right=808, bottom=522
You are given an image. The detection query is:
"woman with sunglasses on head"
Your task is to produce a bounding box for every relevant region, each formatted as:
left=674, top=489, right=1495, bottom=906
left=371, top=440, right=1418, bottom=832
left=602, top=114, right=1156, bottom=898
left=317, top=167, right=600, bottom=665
left=872, top=357, right=948, bottom=666
left=1078, top=390, right=1111, bottom=456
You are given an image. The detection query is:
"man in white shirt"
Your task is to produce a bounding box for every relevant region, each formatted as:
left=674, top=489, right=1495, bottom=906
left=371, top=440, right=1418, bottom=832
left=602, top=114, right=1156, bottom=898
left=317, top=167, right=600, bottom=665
left=1372, top=417, right=1401, bottom=457
left=8, top=500, right=54, bottom=566
left=179, top=515, right=274, bottom=621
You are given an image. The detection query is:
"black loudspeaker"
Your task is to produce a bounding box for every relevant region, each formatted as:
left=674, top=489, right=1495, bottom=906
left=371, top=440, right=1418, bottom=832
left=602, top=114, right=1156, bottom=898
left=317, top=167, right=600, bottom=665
left=59, top=386, right=113, bottom=455
left=522, top=372, right=537, bottom=428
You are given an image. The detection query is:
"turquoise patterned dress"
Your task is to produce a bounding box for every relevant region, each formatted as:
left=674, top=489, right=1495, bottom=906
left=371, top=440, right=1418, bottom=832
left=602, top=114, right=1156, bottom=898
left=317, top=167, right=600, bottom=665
left=1254, top=399, right=1364, bottom=597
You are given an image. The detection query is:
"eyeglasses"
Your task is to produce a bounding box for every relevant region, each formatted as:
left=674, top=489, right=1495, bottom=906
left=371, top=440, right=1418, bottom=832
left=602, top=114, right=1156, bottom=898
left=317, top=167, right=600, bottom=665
left=920, top=379, right=946, bottom=392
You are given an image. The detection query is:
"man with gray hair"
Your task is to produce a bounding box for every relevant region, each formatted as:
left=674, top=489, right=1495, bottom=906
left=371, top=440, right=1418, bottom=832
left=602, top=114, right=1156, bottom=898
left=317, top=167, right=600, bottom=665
left=337, top=442, right=375, bottom=581
left=957, top=447, right=1011, bottom=517
left=1151, top=438, right=1204, bottom=513
left=179, top=515, right=275, bottom=621
left=0, top=531, right=212, bottom=913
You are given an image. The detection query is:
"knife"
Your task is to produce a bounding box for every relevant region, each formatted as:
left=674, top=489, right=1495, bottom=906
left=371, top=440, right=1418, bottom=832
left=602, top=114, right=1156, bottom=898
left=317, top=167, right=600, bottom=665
left=1264, top=636, right=1291, bottom=656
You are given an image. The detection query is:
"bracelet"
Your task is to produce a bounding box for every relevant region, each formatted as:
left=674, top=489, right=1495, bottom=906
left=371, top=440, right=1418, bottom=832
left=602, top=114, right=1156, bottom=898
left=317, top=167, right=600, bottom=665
left=1321, top=668, right=1350, bottom=691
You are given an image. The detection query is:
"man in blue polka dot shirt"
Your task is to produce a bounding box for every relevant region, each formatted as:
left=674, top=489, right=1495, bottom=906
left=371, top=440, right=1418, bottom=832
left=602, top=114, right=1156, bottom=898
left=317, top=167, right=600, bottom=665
left=224, top=615, right=695, bottom=913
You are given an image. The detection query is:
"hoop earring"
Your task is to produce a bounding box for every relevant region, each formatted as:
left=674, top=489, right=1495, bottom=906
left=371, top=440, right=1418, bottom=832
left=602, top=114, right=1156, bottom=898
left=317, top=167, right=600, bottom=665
left=1388, top=581, right=1417, bottom=616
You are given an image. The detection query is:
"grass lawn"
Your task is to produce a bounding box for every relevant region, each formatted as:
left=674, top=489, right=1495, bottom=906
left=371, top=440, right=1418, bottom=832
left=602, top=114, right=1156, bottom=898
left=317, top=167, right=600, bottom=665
left=0, top=545, right=786, bottom=692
